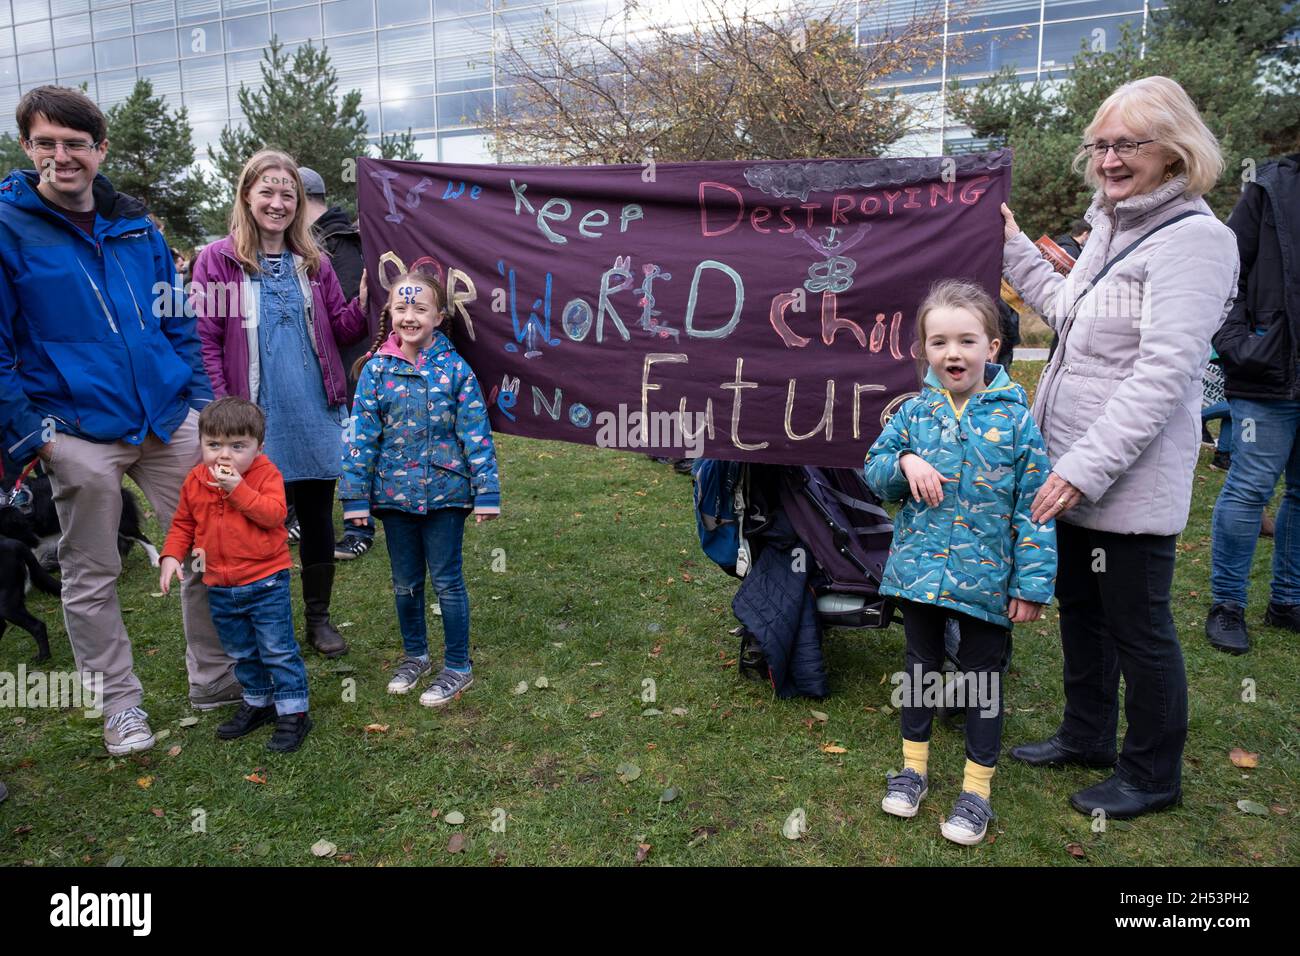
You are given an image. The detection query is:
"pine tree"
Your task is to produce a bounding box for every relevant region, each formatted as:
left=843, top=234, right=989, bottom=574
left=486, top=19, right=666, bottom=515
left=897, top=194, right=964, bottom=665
left=203, top=37, right=418, bottom=234
left=0, top=132, right=29, bottom=178
left=99, top=78, right=208, bottom=249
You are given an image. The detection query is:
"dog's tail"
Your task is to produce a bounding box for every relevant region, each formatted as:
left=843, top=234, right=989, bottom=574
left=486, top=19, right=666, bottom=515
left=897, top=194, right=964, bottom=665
left=22, top=545, right=60, bottom=596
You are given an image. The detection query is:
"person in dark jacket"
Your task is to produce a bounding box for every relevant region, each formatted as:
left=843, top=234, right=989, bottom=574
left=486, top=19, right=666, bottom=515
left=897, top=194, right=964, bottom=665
left=299, top=166, right=376, bottom=563
left=1207, top=153, right=1300, bottom=655
left=1052, top=219, right=1091, bottom=261
left=0, top=86, right=237, bottom=755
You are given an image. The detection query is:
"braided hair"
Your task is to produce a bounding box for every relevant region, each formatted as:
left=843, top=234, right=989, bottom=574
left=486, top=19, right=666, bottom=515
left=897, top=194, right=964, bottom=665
left=350, top=268, right=451, bottom=382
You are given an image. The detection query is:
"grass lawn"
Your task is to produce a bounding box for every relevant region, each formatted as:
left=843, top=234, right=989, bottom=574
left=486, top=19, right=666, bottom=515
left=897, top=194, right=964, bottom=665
left=2, top=361, right=1296, bottom=867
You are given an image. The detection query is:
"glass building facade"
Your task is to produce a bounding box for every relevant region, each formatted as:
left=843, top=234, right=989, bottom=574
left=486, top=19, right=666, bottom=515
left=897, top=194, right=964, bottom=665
left=0, top=0, right=1172, bottom=163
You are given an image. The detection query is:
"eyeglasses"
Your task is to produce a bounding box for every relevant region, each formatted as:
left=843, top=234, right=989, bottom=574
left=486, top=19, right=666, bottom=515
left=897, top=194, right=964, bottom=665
left=24, top=138, right=101, bottom=154
left=1080, top=139, right=1154, bottom=159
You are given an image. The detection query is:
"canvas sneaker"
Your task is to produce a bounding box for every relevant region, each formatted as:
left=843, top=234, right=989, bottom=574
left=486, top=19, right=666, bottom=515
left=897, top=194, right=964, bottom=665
left=419, top=667, right=473, bottom=708
left=190, top=677, right=243, bottom=711
left=881, top=767, right=928, bottom=818
left=387, top=656, right=433, bottom=695
left=940, top=791, right=995, bottom=846
left=104, top=706, right=156, bottom=756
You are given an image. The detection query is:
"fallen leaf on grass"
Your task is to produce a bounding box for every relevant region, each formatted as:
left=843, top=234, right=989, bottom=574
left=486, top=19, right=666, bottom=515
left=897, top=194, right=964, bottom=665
left=511, top=681, right=529, bottom=695
left=444, top=811, right=465, bottom=825
left=1237, top=799, right=1269, bottom=816
left=820, top=743, right=848, bottom=754
left=166, top=745, right=182, bottom=758
left=659, top=787, right=678, bottom=803
left=782, top=808, right=807, bottom=840
left=533, top=676, right=549, bottom=689
left=149, top=808, right=164, bottom=818
left=670, top=707, right=688, bottom=716
left=430, top=809, right=441, bottom=820
left=687, top=826, right=717, bottom=848
left=311, top=839, right=337, bottom=858
left=336, top=853, right=354, bottom=863
left=1270, top=806, right=1289, bottom=815
left=588, top=710, right=605, bottom=719
left=1229, top=748, right=1260, bottom=769
left=13, top=824, right=33, bottom=835
left=177, top=717, right=199, bottom=728
left=634, top=843, right=652, bottom=863
left=106, top=854, right=126, bottom=867
left=641, top=708, right=662, bottom=717
left=364, top=723, right=390, bottom=734
left=244, top=772, right=267, bottom=785
left=136, top=776, right=153, bottom=789
left=720, top=658, right=737, bottom=668
left=616, top=763, right=641, bottom=783
left=649, top=644, right=663, bottom=658
left=1065, top=843, right=1086, bottom=858
left=447, top=833, right=466, bottom=854
left=810, top=710, right=829, bottom=723
left=154, top=729, right=170, bottom=742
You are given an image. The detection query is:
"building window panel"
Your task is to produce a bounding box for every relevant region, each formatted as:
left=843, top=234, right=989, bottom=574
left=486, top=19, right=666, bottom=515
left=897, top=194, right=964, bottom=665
left=181, top=20, right=223, bottom=55
left=322, top=31, right=375, bottom=72
left=383, top=95, right=435, bottom=132
left=58, top=72, right=95, bottom=97
left=225, top=14, right=269, bottom=50
left=272, top=5, right=320, bottom=42
left=184, top=84, right=228, bottom=116
left=962, top=0, right=1049, bottom=30
left=95, top=36, right=136, bottom=70
left=0, top=58, right=14, bottom=86
left=226, top=47, right=265, bottom=84
left=139, top=60, right=181, bottom=97
left=55, top=41, right=92, bottom=74
left=437, top=89, right=491, bottom=130
left=14, top=19, right=48, bottom=52
left=177, top=0, right=219, bottom=23
left=1044, top=0, right=1147, bottom=22
left=949, top=25, right=1040, bottom=78
left=12, top=1, right=48, bottom=25
left=181, top=51, right=224, bottom=87
left=336, top=65, right=378, bottom=100
left=323, top=0, right=372, bottom=35
left=96, top=67, right=138, bottom=104
left=92, top=5, right=132, bottom=39
left=381, top=58, right=435, bottom=99
left=18, top=48, right=53, bottom=81
left=53, top=14, right=90, bottom=44
left=135, top=0, right=176, bottom=30
left=437, top=129, right=490, bottom=163
left=378, top=24, right=431, bottom=63
left=223, top=0, right=267, bottom=15
left=437, top=53, right=490, bottom=93
left=434, top=13, right=490, bottom=59
left=138, top=30, right=179, bottom=63
left=51, top=1, right=87, bottom=16
left=0, top=28, right=10, bottom=58
left=1040, top=13, right=1142, bottom=67
left=435, top=0, right=488, bottom=18
left=378, top=0, right=430, bottom=29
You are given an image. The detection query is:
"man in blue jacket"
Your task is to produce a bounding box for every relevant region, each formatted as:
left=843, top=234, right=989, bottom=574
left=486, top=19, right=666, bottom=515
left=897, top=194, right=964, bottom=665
left=0, top=86, right=236, bottom=754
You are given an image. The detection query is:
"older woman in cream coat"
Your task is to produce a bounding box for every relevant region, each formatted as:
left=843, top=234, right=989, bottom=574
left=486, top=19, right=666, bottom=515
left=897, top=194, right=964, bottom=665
left=1001, top=76, right=1239, bottom=820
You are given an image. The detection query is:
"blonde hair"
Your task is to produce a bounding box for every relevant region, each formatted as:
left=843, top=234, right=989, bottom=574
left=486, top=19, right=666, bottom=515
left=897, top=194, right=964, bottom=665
left=228, top=149, right=322, bottom=276
left=916, top=278, right=1001, bottom=345
left=350, top=270, right=449, bottom=381
left=1073, top=76, right=1224, bottom=198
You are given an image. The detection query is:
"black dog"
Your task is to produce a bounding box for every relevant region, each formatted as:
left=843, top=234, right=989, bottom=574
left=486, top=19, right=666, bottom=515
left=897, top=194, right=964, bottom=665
left=1, top=471, right=159, bottom=573
left=0, top=528, right=59, bottom=661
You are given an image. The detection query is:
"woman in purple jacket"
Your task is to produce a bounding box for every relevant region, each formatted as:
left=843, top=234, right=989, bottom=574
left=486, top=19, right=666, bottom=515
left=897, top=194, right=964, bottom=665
left=191, top=150, right=368, bottom=658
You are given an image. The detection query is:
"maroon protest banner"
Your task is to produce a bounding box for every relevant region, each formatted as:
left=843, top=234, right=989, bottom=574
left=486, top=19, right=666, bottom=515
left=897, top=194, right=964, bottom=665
left=356, top=151, right=1012, bottom=467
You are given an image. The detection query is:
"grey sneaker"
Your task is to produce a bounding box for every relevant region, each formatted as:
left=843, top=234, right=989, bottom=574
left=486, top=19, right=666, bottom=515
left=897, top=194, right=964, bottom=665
left=940, top=790, right=995, bottom=845
left=881, top=767, right=928, bottom=818
left=190, top=677, right=244, bottom=711
left=104, top=706, right=156, bottom=756
left=419, top=667, right=473, bottom=708
left=387, top=656, right=433, bottom=695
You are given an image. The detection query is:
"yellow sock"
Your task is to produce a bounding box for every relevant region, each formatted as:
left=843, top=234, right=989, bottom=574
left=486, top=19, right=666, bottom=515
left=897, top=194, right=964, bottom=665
left=903, top=739, right=929, bottom=777
left=962, top=759, right=995, bottom=800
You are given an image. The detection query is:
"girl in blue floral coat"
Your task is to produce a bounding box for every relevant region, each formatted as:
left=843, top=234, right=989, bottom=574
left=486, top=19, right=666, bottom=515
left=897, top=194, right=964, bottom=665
left=339, top=271, right=499, bottom=708
left=864, top=279, right=1057, bottom=845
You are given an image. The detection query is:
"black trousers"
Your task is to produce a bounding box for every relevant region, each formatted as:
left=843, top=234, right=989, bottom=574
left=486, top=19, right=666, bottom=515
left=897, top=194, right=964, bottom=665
left=285, top=479, right=337, bottom=568
left=1054, top=521, right=1187, bottom=790
left=899, top=600, right=1011, bottom=768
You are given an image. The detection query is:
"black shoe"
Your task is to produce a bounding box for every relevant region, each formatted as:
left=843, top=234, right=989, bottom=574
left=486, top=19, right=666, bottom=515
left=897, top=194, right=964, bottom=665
left=1009, top=734, right=1117, bottom=769
left=1210, top=451, right=1231, bottom=471
left=1206, top=602, right=1250, bottom=654
left=1264, top=601, right=1300, bottom=633
left=333, top=532, right=373, bottom=561
left=1069, top=774, right=1181, bottom=820
left=1201, top=424, right=1215, bottom=448
left=285, top=503, right=301, bottom=544
left=216, top=702, right=276, bottom=740
left=266, top=713, right=313, bottom=753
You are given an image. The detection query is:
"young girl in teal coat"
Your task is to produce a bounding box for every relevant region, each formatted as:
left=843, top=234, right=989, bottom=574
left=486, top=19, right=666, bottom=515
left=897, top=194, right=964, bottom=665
left=864, top=279, right=1057, bottom=845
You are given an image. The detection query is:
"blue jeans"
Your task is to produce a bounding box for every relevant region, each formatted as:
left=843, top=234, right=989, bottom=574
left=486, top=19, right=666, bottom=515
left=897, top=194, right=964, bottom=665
left=206, top=569, right=309, bottom=715
left=1211, top=397, right=1300, bottom=606
left=1201, top=400, right=1233, bottom=453
left=379, top=509, right=471, bottom=669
